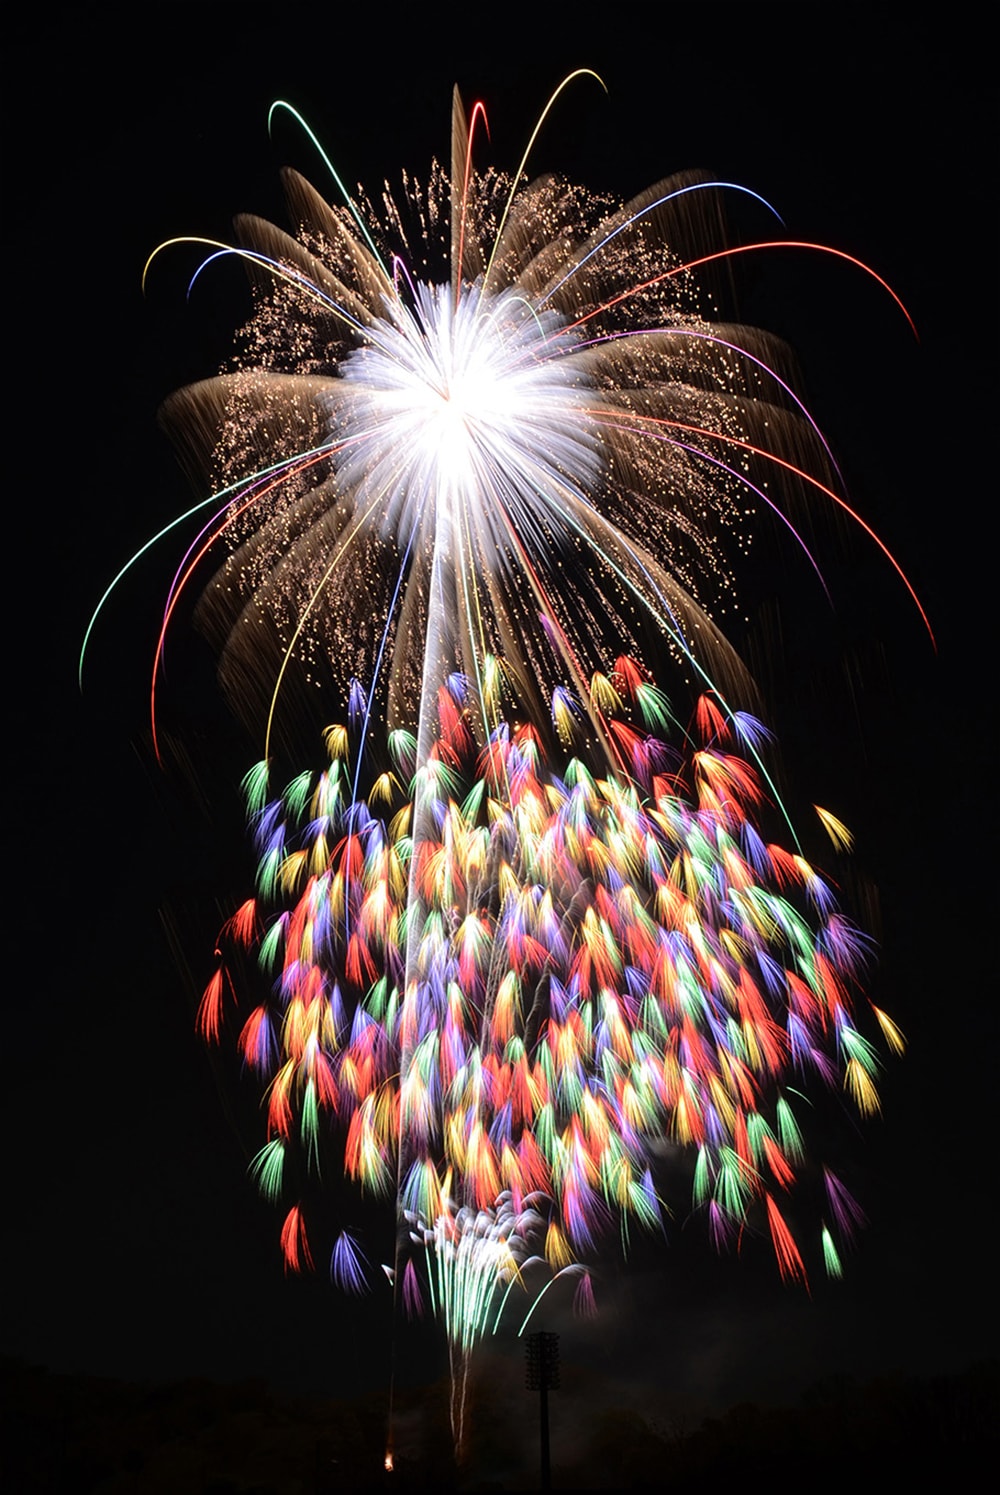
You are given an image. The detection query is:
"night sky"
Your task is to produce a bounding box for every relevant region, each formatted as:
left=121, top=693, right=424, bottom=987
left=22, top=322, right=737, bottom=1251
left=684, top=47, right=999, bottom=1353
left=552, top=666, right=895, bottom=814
left=7, top=5, right=995, bottom=1465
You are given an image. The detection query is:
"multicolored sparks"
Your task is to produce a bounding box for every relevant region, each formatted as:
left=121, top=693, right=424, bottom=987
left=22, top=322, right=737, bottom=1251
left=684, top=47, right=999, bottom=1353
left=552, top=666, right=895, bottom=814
left=100, top=77, right=916, bottom=1347
left=202, top=660, right=892, bottom=1337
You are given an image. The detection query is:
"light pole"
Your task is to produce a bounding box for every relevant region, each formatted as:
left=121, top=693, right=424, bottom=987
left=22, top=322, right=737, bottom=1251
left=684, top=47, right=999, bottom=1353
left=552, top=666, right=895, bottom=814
left=525, top=1331, right=560, bottom=1491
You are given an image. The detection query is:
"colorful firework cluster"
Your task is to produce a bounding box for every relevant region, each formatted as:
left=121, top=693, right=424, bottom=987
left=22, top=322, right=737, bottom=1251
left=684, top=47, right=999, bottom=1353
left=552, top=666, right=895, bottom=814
left=101, top=77, right=919, bottom=1346
left=205, top=662, right=902, bottom=1326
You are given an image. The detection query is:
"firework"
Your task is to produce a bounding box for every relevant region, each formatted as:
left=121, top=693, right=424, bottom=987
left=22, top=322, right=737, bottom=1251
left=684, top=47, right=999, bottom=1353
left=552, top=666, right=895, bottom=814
left=90, top=75, right=920, bottom=1375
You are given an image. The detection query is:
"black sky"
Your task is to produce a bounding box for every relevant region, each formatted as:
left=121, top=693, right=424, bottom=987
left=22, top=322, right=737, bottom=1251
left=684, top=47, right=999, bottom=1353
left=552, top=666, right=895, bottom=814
left=7, top=4, right=996, bottom=1441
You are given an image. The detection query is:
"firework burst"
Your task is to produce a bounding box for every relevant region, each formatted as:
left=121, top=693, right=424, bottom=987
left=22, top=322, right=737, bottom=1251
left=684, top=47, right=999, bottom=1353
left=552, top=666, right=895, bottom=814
left=88, top=74, right=922, bottom=1437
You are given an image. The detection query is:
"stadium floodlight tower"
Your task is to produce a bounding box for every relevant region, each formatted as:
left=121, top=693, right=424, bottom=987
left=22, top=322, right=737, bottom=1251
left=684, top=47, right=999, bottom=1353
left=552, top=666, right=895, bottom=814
left=525, top=1331, right=560, bottom=1492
